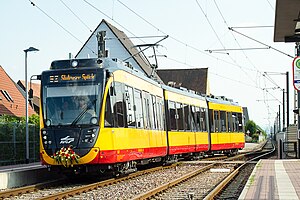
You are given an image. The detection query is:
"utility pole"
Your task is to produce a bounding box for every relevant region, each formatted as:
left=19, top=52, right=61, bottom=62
left=286, top=71, right=289, bottom=128
left=283, top=89, right=285, bottom=130
left=279, top=105, right=281, bottom=132
left=296, top=42, right=300, bottom=158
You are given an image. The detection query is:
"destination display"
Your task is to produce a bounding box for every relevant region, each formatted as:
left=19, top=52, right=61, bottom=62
left=49, top=73, right=96, bottom=83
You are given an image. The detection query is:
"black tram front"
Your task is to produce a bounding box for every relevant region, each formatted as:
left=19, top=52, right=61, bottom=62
left=40, top=59, right=106, bottom=160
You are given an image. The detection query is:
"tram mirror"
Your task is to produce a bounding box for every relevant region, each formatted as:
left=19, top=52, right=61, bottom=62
left=28, top=89, right=33, bottom=99
left=110, top=86, right=116, bottom=96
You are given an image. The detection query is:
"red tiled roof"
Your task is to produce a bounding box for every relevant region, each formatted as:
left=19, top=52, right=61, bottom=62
left=0, top=65, right=36, bottom=117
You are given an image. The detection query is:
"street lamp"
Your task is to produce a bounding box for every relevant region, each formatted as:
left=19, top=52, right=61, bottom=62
left=24, top=47, right=39, bottom=164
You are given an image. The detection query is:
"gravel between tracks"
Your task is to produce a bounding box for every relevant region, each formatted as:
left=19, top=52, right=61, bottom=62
left=68, top=164, right=209, bottom=200
left=4, top=164, right=206, bottom=199
left=154, top=164, right=236, bottom=199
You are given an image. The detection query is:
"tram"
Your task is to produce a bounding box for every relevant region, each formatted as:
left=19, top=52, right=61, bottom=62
left=38, top=57, right=244, bottom=174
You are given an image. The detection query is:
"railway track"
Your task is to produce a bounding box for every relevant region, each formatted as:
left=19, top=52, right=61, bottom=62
left=0, top=163, right=209, bottom=200
left=0, top=141, right=272, bottom=200
left=134, top=163, right=238, bottom=200
left=205, top=139, right=276, bottom=200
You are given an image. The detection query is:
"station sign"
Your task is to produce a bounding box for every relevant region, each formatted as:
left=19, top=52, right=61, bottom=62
left=293, top=56, right=300, bottom=91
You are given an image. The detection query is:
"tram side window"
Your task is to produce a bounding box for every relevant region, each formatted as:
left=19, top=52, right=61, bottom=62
left=183, top=104, right=191, bottom=131
left=134, top=89, right=144, bottom=128
left=190, top=106, right=197, bottom=131
left=209, top=109, right=214, bottom=132
left=148, top=94, right=154, bottom=129
left=151, top=95, right=157, bottom=130
left=113, top=82, right=125, bottom=127
left=125, top=85, right=136, bottom=127
left=177, top=102, right=184, bottom=131
left=142, top=92, right=151, bottom=129
left=227, top=112, right=232, bottom=132
left=214, top=110, right=220, bottom=132
left=200, top=108, right=207, bottom=132
left=104, top=84, right=114, bottom=127
left=157, top=97, right=164, bottom=130
left=232, top=113, right=237, bottom=132
left=237, top=113, right=243, bottom=132
left=168, top=101, right=176, bottom=130
left=195, top=106, right=202, bottom=131
left=220, top=111, right=227, bottom=132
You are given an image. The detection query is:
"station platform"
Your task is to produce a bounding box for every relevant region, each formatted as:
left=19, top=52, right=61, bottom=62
left=0, top=162, right=42, bottom=173
left=0, top=162, right=61, bottom=189
left=239, top=159, right=300, bottom=200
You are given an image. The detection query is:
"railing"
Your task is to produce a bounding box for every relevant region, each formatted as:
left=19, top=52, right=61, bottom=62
left=278, top=139, right=297, bottom=159
left=0, top=122, right=40, bottom=166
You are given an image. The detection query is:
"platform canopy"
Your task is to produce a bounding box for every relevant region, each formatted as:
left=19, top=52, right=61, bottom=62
left=274, top=0, right=300, bottom=42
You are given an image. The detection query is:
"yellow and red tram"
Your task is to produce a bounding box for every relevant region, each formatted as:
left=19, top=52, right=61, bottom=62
left=39, top=57, right=244, bottom=174
left=207, top=97, right=245, bottom=154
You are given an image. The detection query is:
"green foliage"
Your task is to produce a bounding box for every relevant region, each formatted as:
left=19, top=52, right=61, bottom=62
left=29, top=114, right=40, bottom=126
left=252, top=133, right=259, bottom=142
left=245, top=120, right=257, bottom=137
left=0, top=114, right=40, bottom=125
left=0, top=114, right=21, bottom=123
left=0, top=114, right=40, bottom=165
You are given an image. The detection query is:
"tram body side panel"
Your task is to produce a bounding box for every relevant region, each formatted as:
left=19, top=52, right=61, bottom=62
left=208, top=101, right=245, bottom=151
left=210, top=132, right=244, bottom=151
left=195, top=131, right=210, bottom=152
left=164, top=89, right=209, bottom=155
left=95, top=71, right=168, bottom=164
left=97, top=128, right=167, bottom=163
left=166, top=131, right=209, bottom=154
left=167, top=131, right=196, bottom=154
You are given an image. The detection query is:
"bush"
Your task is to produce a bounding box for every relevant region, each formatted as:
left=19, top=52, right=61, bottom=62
left=0, top=114, right=40, bottom=165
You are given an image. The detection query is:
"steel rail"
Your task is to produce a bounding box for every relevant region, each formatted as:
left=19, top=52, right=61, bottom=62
left=132, top=163, right=215, bottom=200
left=0, top=178, right=66, bottom=199
left=204, top=140, right=275, bottom=200
left=38, top=164, right=179, bottom=200
left=131, top=152, right=248, bottom=200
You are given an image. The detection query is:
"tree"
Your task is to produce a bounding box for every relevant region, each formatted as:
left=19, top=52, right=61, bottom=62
left=245, top=120, right=257, bottom=138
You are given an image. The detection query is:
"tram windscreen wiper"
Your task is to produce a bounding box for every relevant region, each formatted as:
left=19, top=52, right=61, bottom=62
left=71, top=100, right=96, bottom=126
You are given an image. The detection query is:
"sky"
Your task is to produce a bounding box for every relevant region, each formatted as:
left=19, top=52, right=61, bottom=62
left=0, top=0, right=296, bottom=132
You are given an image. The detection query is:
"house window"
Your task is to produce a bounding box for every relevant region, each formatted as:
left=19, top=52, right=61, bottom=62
left=0, top=90, right=13, bottom=102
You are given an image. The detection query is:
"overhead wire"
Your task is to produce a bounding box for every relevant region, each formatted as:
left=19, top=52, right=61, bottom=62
left=115, top=0, right=286, bottom=110
left=212, top=0, right=287, bottom=120
left=195, top=0, right=263, bottom=88
left=116, top=0, right=261, bottom=74
left=59, top=0, right=93, bottom=32
left=29, top=0, right=285, bottom=119
left=213, top=0, right=284, bottom=92
left=28, top=0, right=97, bottom=56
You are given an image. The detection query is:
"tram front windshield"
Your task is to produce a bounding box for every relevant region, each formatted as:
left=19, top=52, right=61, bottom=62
left=43, top=84, right=102, bottom=126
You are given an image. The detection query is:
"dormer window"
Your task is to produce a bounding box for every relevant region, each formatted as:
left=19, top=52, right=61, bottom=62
left=0, top=90, right=13, bottom=102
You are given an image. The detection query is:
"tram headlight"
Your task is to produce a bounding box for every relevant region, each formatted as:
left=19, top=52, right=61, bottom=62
left=71, top=60, right=78, bottom=67
left=41, top=129, right=53, bottom=146
left=81, top=128, right=98, bottom=143
left=90, top=117, right=98, bottom=125
left=45, top=119, right=51, bottom=127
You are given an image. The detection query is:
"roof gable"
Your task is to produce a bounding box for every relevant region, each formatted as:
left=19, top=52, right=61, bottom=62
left=76, top=19, right=161, bottom=81
left=0, top=66, right=35, bottom=117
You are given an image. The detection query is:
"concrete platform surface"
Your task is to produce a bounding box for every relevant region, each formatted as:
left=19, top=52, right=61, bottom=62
left=239, top=159, right=300, bottom=200
left=0, top=162, right=61, bottom=189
